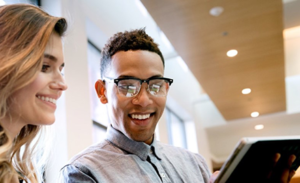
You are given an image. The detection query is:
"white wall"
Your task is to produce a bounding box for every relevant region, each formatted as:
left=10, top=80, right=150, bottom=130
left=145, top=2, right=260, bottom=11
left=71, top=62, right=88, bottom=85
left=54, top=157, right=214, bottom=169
left=284, top=27, right=300, bottom=77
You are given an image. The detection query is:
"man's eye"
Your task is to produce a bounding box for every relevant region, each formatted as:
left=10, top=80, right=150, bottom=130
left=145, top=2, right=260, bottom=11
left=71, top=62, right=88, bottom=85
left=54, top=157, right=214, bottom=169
left=42, top=65, right=50, bottom=72
left=150, top=84, right=161, bottom=92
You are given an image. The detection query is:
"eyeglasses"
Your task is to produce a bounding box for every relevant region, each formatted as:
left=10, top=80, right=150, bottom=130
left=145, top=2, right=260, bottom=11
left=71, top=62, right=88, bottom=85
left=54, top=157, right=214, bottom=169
left=103, top=76, right=173, bottom=97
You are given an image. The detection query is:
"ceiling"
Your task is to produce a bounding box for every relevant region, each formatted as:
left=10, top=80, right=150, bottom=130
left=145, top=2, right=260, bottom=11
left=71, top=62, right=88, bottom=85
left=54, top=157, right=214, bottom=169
left=141, top=0, right=286, bottom=120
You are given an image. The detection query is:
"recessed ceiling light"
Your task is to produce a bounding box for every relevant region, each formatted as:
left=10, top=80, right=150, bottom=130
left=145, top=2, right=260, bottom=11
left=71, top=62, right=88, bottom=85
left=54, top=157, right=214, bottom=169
left=227, top=49, right=238, bottom=57
left=242, top=88, right=251, bottom=95
left=251, top=112, right=259, bottom=118
left=254, top=124, right=264, bottom=130
left=0, top=0, right=6, bottom=5
left=209, top=7, right=224, bottom=17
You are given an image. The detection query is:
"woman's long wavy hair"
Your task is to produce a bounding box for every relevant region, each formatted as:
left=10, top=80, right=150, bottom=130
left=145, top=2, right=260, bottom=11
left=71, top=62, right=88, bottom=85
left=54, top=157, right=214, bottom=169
left=0, top=4, right=67, bottom=182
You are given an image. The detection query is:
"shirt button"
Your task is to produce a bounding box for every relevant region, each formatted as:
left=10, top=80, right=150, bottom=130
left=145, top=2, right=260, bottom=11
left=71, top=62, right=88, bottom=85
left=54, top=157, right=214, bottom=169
left=160, top=173, right=165, bottom=177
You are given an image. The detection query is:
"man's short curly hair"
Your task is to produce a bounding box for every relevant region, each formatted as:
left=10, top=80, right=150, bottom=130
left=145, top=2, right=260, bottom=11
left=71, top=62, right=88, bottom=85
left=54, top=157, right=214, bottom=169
left=100, top=28, right=165, bottom=78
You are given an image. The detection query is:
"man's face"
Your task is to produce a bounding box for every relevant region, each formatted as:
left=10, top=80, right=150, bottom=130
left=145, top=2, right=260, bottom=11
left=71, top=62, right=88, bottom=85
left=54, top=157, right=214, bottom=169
left=103, top=50, right=167, bottom=144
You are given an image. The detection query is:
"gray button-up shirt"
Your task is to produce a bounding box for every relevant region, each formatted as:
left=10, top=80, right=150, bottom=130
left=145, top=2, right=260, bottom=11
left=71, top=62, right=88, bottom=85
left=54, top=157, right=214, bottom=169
left=59, top=126, right=211, bottom=183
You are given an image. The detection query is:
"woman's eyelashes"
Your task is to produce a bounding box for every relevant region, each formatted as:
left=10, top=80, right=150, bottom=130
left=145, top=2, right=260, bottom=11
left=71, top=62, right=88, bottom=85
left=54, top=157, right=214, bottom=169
left=41, top=63, right=65, bottom=75
left=41, top=64, right=50, bottom=72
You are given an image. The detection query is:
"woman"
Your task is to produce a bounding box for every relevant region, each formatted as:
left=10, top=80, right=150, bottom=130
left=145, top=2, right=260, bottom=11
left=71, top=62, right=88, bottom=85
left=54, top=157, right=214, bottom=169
left=0, top=4, right=68, bottom=183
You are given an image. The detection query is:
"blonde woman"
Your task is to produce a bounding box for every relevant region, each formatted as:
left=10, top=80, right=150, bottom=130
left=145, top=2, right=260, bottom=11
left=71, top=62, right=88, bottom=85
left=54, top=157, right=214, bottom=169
left=0, top=4, right=68, bottom=183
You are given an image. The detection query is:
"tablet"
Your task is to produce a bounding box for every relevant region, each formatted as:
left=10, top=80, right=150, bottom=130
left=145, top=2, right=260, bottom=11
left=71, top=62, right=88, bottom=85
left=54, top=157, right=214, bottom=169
left=214, top=136, right=300, bottom=183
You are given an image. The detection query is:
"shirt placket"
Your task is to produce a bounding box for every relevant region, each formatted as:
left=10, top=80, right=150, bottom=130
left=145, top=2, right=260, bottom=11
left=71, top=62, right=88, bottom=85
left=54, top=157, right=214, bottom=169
left=147, top=153, right=172, bottom=183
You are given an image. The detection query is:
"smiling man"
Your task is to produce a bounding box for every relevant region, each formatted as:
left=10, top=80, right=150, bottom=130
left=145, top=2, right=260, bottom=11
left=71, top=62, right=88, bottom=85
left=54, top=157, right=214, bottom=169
left=59, top=29, right=211, bottom=182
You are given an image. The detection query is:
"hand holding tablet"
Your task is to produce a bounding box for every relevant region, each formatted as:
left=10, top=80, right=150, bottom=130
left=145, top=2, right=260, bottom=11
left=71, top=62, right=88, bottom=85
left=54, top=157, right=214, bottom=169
left=213, top=136, right=300, bottom=183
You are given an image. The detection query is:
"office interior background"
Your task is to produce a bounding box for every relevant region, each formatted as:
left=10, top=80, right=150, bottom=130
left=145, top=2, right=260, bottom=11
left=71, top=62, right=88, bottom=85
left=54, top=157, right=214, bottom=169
left=1, top=0, right=300, bottom=182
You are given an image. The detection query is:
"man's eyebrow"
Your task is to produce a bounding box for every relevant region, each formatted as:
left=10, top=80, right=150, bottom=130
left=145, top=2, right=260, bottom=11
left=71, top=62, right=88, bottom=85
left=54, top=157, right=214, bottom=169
left=149, top=75, right=164, bottom=79
left=118, top=75, right=163, bottom=79
left=44, top=53, right=57, bottom=62
left=117, top=75, right=135, bottom=79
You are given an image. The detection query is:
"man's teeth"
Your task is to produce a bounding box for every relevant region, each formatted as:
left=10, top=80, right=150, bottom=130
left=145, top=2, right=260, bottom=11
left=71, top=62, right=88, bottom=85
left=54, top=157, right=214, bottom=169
left=37, top=95, right=56, bottom=104
left=131, top=114, right=151, bottom=120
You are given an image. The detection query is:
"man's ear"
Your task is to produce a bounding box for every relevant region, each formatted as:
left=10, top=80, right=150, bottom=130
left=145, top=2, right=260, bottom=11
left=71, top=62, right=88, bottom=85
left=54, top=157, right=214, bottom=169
left=95, top=80, right=108, bottom=104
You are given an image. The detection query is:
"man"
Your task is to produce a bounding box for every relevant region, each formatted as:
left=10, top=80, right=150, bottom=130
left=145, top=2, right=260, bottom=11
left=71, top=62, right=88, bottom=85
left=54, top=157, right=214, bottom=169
left=60, top=29, right=296, bottom=183
left=60, top=29, right=211, bottom=182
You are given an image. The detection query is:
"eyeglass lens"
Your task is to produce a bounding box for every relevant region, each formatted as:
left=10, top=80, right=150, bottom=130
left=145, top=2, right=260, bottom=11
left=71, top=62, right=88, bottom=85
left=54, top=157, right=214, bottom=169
left=117, top=79, right=169, bottom=97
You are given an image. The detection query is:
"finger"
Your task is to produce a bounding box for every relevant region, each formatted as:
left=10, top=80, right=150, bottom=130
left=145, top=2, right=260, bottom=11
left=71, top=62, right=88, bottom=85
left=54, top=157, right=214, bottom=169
left=266, top=153, right=281, bottom=179
left=288, top=170, right=296, bottom=182
left=209, top=171, right=220, bottom=183
left=271, top=154, right=296, bottom=183
left=289, top=155, right=296, bottom=166
left=287, top=155, right=296, bottom=182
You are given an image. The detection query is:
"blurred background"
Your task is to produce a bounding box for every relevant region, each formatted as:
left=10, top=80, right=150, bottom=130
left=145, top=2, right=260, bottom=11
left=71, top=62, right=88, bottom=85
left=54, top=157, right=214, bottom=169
left=2, top=0, right=300, bottom=182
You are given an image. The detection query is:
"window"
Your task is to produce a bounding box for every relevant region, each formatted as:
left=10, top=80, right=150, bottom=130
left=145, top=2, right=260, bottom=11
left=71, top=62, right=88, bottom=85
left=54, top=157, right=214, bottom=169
left=87, top=40, right=110, bottom=143
left=93, top=121, right=107, bottom=143
left=3, top=0, right=40, bottom=6
left=166, top=107, right=187, bottom=148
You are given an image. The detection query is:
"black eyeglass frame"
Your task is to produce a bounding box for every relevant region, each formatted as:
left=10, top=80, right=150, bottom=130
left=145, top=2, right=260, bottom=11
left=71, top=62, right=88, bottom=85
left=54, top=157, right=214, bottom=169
left=103, top=76, right=174, bottom=86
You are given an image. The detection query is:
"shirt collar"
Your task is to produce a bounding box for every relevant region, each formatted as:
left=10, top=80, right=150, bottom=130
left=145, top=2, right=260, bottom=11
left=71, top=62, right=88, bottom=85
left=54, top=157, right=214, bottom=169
left=106, top=125, right=162, bottom=161
left=150, top=139, right=162, bottom=160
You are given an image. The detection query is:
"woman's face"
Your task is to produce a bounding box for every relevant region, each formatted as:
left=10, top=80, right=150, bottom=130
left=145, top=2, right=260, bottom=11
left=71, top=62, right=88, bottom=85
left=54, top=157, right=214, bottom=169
left=8, top=33, right=67, bottom=133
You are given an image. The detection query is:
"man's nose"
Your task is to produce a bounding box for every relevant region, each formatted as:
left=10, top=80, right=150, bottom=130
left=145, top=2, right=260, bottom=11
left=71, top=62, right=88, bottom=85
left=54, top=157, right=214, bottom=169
left=132, top=83, right=153, bottom=107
